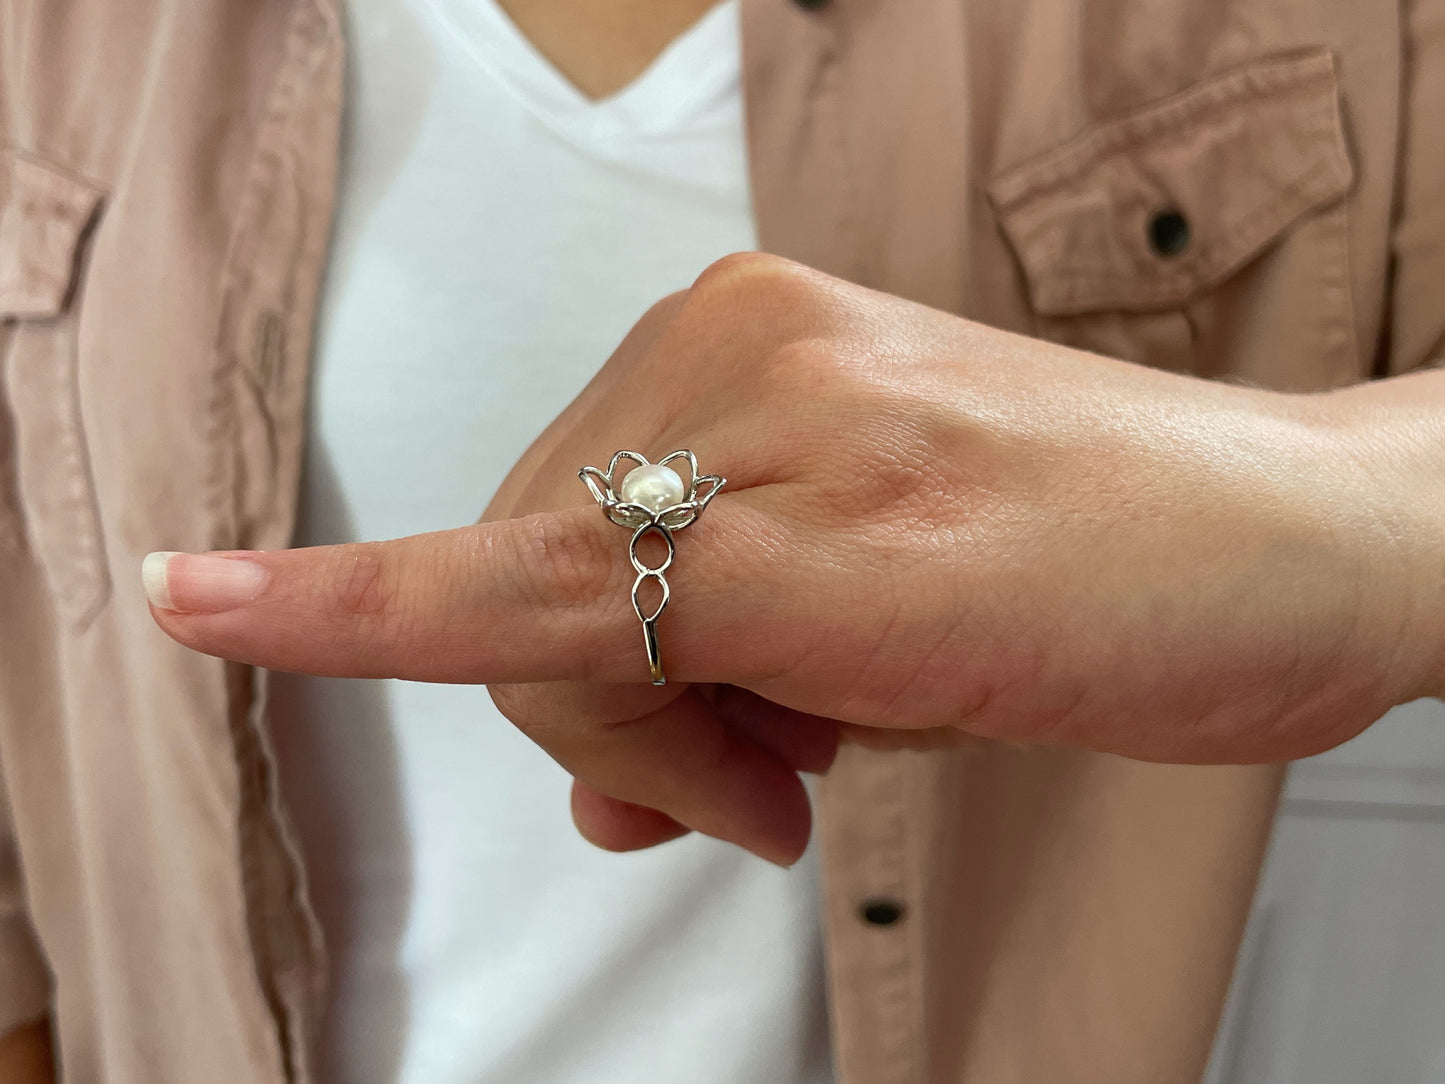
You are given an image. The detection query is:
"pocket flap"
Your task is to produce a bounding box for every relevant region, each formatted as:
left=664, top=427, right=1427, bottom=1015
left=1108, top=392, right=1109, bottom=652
left=987, top=49, right=1353, bottom=316
left=0, top=150, right=104, bottom=319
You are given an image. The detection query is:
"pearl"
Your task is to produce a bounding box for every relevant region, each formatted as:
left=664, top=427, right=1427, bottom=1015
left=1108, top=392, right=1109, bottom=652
left=618, top=463, right=686, bottom=513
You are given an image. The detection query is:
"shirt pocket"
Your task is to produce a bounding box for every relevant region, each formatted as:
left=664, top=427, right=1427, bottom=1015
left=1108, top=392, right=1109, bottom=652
left=987, top=47, right=1359, bottom=389
left=0, top=148, right=109, bottom=628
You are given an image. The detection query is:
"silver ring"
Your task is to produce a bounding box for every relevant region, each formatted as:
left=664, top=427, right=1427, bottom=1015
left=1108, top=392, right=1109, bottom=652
left=578, top=449, right=726, bottom=685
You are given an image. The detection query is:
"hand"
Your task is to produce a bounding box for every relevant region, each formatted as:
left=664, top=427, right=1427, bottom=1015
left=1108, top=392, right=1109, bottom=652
left=145, top=254, right=1444, bottom=864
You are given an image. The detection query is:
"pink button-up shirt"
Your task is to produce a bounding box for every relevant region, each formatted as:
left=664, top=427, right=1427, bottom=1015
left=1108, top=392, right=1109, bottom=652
left=1, top=0, right=1441, bottom=1080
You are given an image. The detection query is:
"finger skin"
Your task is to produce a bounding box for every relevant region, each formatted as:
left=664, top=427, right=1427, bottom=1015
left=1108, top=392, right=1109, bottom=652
left=491, top=682, right=834, bottom=857
left=147, top=500, right=791, bottom=689
left=570, top=782, right=692, bottom=852
left=708, top=684, right=839, bottom=775
left=147, top=495, right=819, bottom=863
left=488, top=681, right=840, bottom=775
left=521, top=685, right=813, bottom=866
left=148, top=509, right=649, bottom=683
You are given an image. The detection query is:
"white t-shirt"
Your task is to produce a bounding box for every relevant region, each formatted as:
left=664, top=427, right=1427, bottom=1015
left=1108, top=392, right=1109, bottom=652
left=265, top=2, right=834, bottom=1082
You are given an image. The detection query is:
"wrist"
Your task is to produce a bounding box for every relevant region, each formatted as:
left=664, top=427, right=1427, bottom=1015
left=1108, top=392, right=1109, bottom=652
left=1308, top=373, right=1445, bottom=702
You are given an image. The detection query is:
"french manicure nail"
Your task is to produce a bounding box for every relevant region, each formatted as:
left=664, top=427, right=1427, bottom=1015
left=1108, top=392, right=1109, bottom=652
left=142, top=551, right=270, bottom=613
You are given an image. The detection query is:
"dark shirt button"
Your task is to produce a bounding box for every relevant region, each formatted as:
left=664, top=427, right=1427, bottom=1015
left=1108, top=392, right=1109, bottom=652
left=1147, top=209, right=1191, bottom=258
left=859, top=898, right=905, bottom=927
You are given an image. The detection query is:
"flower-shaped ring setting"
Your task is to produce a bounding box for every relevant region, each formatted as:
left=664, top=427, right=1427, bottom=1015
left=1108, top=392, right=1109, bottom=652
left=578, top=450, right=726, bottom=685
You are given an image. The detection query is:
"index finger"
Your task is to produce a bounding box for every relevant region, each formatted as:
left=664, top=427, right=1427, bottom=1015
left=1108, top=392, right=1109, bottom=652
left=143, top=504, right=761, bottom=684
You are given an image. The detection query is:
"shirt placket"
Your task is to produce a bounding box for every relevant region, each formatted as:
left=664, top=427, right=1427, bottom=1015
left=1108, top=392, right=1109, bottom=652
left=212, top=1, right=346, bottom=1079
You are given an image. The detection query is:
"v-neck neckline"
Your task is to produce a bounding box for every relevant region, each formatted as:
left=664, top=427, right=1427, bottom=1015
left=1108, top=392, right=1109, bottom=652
left=417, top=0, right=742, bottom=143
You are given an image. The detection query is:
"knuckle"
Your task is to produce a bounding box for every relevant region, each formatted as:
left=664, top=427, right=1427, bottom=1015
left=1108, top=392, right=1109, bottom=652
left=660, top=254, right=834, bottom=397
left=324, top=542, right=394, bottom=618
left=690, top=250, right=785, bottom=293
left=684, top=252, right=816, bottom=319
left=319, top=541, right=441, bottom=675
left=498, top=513, right=614, bottom=611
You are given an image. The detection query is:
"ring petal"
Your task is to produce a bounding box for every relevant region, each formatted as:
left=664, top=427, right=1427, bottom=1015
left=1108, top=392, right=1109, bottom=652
left=579, top=465, right=616, bottom=506
left=606, top=450, right=651, bottom=484
left=693, top=475, right=726, bottom=510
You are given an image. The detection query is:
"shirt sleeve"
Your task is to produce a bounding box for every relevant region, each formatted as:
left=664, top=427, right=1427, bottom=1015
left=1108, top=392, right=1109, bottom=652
left=1385, top=0, right=1445, bottom=374
left=0, top=770, right=50, bottom=1036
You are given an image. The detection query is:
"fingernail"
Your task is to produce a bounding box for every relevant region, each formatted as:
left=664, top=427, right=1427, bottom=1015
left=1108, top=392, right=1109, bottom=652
left=142, top=551, right=270, bottom=613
